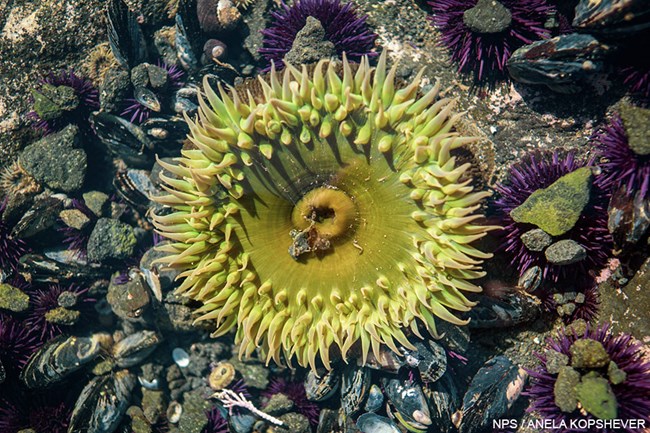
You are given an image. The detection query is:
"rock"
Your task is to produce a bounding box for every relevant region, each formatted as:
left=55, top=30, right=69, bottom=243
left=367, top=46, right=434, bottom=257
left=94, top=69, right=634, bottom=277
left=553, top=366, right=580, bottom=413
left=82, top=191, right=110, bottom=217
left=154, top=27, right=178, bottom=66
left=607, top=361, right=627, bottom=385
left=60, top=209, right=91, bottom=230
left=177, top=390, right=211, bottom=433
left=520, top=228, right=552, bottom=252
left=0, top=284, right=30, bottom=312
left=545, top=239, right=586, bottom=265
left=100, top=67, right=131, bottom=112
left=141, top=389, right=166, bottom=424
left=229, top=357, right=270, bottom=389
left=57, top=291, right=78, bottom=308
left=565, top=319, right=588, bottom=337
left=275, top=413, right=311, bottom=433
left=463, top=0, right=512, bottom=34
left=510, top=167, right=592, bottom=236
left=264, top=393, right=295, bottom=416
left=131, top=63, right=168, bottom=89
left=87, top=218, right=137, bottom=262
left=243, top=0, right=272, bottom=61
left=620, top=103, right=650, bottom=156
left=44, top=306, right=80, bottom=325
left=544, top=350, right=569, bottom=375
left=575, top=372, right=618, bottom=419
left=570, top=339, right=610, bottom=369
left=18, top=125, right=87, bottom=193
left=284, top=16, right=337, bottom=66
left=31, top=84, right=79, bottom=120
left=127, top=406, right=152, bottom=433
left=597, top=258, right=650, bottom=341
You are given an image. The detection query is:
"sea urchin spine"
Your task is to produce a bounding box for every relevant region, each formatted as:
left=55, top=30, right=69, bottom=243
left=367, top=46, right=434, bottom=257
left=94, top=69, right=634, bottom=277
left=153, top=52, right=497, bottom=370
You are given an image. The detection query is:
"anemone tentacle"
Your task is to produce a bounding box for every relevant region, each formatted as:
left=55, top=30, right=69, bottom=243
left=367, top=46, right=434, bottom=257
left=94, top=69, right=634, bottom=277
left=154, top=52, right=496, bottom=369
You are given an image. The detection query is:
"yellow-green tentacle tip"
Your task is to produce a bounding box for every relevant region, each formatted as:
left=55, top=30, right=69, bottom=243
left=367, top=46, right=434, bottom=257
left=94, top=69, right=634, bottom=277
left=153, top=51, right=498, bottom=370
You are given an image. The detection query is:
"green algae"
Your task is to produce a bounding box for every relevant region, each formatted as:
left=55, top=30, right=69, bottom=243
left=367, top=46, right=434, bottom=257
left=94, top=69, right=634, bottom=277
left=510, top=167, right=592, bottom=236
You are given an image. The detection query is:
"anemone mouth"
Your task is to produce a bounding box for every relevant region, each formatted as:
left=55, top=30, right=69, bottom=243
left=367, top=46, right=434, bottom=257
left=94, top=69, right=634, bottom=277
left=153, top=52, right=497, bottom=370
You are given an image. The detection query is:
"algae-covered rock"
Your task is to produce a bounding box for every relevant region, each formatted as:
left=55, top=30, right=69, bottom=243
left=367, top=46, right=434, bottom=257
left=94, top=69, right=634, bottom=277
left=83, top=191, right=110, bottom=218
left=545, top=349, right=569, bottom=375
left=575, top=372, right=618, bottom=419
left=177, top=390, right=210, bottom=433
left=284, top=16, right=336, bottom=66
left=87, top=217, right=137, bottom=262
left=545, top=239, right=587, bottom=265
left=510, top=167, right=592, bottom=236
left=0, top=283, right=30, bottom=312
left=45, top=306, right=80, bottom=325
left=570, top=339, right=610, bottom=369
left=18, top=124, right=87, bottom=193
left=607, top=361, right=627, bottom=385
left=521, top=228, right=553, bottom=252
left=59, top=208, right=91, bottom=230
left=554, top=366, right=580, bottom=413
left=620, top=104, right=650, bottom=156
left=264, top=393, right=295, bottom=416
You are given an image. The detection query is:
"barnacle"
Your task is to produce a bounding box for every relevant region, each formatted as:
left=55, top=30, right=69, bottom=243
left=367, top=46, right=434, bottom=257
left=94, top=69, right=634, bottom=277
left=153, top=52, right=496, bottom=369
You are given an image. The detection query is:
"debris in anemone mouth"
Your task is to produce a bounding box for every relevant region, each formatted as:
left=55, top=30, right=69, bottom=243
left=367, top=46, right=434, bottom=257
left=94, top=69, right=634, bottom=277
left=153, top=51, right=498, bottom=370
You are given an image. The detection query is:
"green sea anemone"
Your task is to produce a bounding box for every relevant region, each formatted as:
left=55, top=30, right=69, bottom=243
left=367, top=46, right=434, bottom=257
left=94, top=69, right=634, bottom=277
left=153, top=52, right=496, bottom=370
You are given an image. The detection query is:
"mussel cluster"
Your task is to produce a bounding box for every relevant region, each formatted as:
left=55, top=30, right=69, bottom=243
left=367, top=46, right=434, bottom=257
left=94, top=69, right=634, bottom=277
left=507, top=0, right=650, bottom=95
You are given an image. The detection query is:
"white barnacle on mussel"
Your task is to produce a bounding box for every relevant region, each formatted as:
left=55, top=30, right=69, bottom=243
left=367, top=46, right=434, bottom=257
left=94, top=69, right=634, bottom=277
left=19, top=252, right=110, bottom=283
left=405, top=341, right=448, bottom=384
left=112, top=330, right=162, bottom=368
left=453, top=356, right=527, bottom=433
left=518, top=265, right=543, bottom=292
left=573, top=0, right=650, bottom=35
left=382, top=377, right=432, bottom=432
left=356, top=413, right=402, bottom=433
left=113, top=168, right=161, bottom=212
left=90, top=112, right=155, bottom=168
left=341, top=365, right=372, bottom=417
left=465, top=291, right=541, bottom=328
left=424, top=372, right=462, bottom=433
left=20, top=333, right=110, bottom=389
left=507, top=34, right=609, bottom=93
left=68, top=370, right=136, bottom=433
left=304, top=369, right=340, bottom=402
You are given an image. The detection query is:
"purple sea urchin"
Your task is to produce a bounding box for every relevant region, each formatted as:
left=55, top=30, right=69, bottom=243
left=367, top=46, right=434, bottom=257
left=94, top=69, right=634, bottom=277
left=620, top=65, right=650, bottom=104
left=203, top=406, right=228, bottom=433
left=153, top=52, right=497, bottom=370
left=427, top=0, right=553, bottom=82
left=121, top=62, right=185, bottom=124
left=0, top=313, right=40, bottom=375
left=57, top=198, right=98, bottom=259
left=0, top=199, right=29, bottom=272
left=24, top=283, right=93, bottom=340
left=526, top=325, right=650, bottom=432
left=592, top=113, right=650, bottom=200
left=28, top=69, right=99, bottom=135
left=494, top=150, right=611, bottom=284
left=0, top=392, right=72, bottom=433
left=259, top=0, right=377, bottom=69
left=262, top=378, right=320, bottom=425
